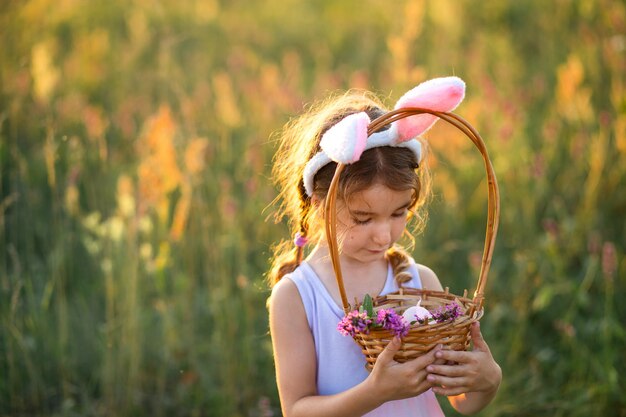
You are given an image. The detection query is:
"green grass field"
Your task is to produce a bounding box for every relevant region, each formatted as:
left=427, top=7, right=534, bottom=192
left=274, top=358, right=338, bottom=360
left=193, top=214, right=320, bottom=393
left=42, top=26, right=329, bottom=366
left=1, top=1, right=624, bottom=416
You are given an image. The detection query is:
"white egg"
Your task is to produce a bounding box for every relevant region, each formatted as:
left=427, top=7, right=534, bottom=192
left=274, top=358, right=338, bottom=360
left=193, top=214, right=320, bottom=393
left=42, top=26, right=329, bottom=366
left=402, top=302, right=432, bottom=323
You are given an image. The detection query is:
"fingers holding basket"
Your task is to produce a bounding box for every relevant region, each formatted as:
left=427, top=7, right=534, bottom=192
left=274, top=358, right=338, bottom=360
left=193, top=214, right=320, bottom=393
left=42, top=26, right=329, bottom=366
left=374, top=336, right=402, bottom=367
left=370, top=339, right=443, bottom=401
left=425, top=323, right=501, bottom=397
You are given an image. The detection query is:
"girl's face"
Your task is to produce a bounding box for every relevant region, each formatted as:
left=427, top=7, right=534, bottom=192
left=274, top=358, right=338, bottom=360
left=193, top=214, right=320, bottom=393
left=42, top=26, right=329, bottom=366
left=335, top=183, right=413, bottom=265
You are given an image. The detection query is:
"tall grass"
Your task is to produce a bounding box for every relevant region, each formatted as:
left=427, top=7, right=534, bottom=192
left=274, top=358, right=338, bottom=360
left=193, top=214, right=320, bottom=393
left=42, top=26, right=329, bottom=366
left=1, top=0, right=624, bottom=416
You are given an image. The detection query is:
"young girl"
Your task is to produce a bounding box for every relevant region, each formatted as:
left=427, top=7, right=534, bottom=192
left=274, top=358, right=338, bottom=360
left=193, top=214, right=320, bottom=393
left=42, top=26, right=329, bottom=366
left=267, top=77, right=502, bottom=417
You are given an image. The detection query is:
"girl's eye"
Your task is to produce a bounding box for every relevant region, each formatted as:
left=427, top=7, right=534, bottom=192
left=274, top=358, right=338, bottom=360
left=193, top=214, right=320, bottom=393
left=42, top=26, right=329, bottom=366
left=392, top=210, right=407, bottom=218
left=352, top=218, right=371, bottom=225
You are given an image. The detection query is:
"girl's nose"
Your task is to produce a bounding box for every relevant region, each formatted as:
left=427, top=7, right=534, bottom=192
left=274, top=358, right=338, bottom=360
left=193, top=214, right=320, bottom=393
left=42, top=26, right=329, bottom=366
left=372, top=221, right=392, bottom=246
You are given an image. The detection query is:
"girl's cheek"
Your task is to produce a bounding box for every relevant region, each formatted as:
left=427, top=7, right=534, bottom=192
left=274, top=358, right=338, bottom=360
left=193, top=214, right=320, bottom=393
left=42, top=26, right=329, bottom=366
left=392, top=217, right=408, bottom=229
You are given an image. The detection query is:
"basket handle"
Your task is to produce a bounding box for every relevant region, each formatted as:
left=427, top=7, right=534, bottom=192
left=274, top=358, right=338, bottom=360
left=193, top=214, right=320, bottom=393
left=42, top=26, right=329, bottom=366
left=324, top=108, right=500, bottom=314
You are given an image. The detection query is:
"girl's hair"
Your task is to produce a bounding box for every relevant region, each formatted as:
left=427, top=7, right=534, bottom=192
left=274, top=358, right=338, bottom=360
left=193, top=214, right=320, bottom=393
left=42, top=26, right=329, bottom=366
left=268, top=90, right=432, bottom=287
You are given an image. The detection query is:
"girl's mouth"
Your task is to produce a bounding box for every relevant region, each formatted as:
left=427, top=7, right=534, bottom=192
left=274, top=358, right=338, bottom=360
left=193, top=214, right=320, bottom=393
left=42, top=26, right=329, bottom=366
left=367, top=248, right=387, bottom=254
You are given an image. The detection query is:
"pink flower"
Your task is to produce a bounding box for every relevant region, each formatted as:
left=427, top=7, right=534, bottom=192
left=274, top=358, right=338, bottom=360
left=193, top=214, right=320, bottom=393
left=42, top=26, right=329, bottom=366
left=375, top=309, right=410, bottom=337
left=337, top=311, right=372, bottom=337
left=337, top=306, right=412, bottom=338
left=431, top=302, right=463, bottom=323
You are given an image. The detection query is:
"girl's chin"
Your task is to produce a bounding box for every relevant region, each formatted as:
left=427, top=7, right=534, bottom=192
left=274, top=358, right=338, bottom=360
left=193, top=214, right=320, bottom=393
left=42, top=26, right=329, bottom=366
left=339, top=249, right=388, bottom=264
left=356, top=250, right=387, bottom=261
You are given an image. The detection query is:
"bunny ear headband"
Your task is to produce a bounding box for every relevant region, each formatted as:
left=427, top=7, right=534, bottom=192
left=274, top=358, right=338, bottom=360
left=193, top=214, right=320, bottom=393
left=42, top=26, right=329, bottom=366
left=302, top=76, right=466, bottom=196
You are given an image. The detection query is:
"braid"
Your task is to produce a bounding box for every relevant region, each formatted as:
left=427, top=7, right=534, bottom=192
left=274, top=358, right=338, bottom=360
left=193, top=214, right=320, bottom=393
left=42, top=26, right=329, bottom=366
left=387, top=245, right=413, bottom=288
left=295, top=182, right=311, bottom=264
left=268, top=183, right=311, bottom=286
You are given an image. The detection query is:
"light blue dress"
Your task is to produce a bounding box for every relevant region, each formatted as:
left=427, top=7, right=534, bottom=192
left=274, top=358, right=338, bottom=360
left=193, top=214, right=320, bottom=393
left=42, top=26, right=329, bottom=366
left=286, top=260, right=445, bottom=417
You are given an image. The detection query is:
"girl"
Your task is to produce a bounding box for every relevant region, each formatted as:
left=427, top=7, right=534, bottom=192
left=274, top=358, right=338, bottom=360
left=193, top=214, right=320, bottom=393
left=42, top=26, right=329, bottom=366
left=267, top=77, right=502, bottom=417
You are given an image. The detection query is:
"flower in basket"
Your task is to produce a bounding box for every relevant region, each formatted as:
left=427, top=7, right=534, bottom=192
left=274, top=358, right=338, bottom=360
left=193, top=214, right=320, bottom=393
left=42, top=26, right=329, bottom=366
left=431, top=301, right=463, bottom=323
left=337, top=311, right=373, bottom=337
left=375, top=308, right=410, bottom=337
left=337, top=294, right=410, bottom=338
left=401, top=299, right=464, bottom=325
left=338, top=296, right=466, bottom=338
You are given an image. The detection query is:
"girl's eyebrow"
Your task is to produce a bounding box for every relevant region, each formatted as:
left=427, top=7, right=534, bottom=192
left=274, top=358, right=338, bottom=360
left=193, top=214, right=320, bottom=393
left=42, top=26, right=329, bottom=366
left=351, top=200, right=412, bottom=216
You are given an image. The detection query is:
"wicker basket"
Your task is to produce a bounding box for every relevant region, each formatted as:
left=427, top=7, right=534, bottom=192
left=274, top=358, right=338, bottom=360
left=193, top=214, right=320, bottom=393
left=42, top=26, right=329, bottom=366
left=324, top=108, right=500, bottom=371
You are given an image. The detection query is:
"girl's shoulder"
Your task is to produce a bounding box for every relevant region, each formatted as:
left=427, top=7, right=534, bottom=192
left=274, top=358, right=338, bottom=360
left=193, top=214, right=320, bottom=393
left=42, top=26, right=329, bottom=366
left=400, top=254, right=443, bottom=291
left=277, top=262, right=319, bottom=291
left=270, top=273, right=300, bottom=305
left=271, top=262, right=344, bottom=327
left=411, top=261, right=443, bottom=291
left=270, top=262, right=318, bottom=306
left=269, top=270, right=308, bottom=324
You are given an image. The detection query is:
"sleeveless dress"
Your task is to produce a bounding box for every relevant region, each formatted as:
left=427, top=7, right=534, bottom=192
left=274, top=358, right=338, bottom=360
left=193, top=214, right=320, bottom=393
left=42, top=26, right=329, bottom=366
left=286, top=261, right=445, bottom=417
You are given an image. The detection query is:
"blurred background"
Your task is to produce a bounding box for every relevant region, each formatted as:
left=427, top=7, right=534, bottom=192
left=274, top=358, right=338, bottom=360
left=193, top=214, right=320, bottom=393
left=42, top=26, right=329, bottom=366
left=1, top=0, right=625, bottom=416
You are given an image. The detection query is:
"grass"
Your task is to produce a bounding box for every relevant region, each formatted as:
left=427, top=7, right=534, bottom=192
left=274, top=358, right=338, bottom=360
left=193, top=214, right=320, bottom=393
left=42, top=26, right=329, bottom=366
left=1, top=0, right=625, bottom=416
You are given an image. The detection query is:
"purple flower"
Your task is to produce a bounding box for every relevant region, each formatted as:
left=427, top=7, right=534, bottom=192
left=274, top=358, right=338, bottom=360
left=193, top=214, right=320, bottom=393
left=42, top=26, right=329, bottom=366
left=337, top=311, right=373, bottom=337
left=431, top=302, right=463, bottom=323
left=375, top=308, right=410, bottom=337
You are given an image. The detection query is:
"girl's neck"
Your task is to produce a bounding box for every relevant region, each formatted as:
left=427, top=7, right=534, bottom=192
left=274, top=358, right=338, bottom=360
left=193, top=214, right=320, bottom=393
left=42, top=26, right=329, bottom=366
left=306, top=243, right=389, bottom=305
left=307, top=242, right=387, bottom=270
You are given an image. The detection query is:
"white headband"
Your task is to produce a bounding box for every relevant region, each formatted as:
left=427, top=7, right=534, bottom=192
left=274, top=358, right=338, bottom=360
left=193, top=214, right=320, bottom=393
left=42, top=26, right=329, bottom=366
left=302, top=76, right=466, bottom=197
left=303, top=124, right=423, bottom=196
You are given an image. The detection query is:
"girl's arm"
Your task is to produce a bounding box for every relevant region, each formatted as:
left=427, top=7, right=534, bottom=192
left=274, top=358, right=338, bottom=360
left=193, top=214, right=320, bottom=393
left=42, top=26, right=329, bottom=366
left=269, top=278, right=440, bottom=417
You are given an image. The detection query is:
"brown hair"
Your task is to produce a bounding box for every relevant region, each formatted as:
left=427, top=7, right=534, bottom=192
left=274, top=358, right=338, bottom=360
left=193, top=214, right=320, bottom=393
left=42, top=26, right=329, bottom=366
left=268, top=90, right=431, bottom=287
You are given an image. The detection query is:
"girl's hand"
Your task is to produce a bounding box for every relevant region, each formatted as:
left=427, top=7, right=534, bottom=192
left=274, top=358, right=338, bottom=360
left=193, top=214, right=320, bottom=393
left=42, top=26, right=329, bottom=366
left=367, top=337, right=443, bottom=401
left=425, top=322, right=502, bottom=397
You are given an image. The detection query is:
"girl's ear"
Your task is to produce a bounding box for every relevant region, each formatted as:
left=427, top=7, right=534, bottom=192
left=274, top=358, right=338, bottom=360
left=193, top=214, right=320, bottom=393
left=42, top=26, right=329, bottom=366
left=310, top=194, right=322, bottom=208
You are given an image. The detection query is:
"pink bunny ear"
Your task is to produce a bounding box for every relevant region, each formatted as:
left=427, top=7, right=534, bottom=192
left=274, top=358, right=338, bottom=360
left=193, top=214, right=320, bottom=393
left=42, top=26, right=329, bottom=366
left=393, top=76, right=466, bottom=142
left=320, top=112, right=370, bottom=164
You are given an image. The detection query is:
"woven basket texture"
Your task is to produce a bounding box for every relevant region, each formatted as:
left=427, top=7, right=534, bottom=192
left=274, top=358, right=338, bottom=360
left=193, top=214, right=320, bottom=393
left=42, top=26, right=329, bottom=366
left=324, top=108, right=500, bottom=370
